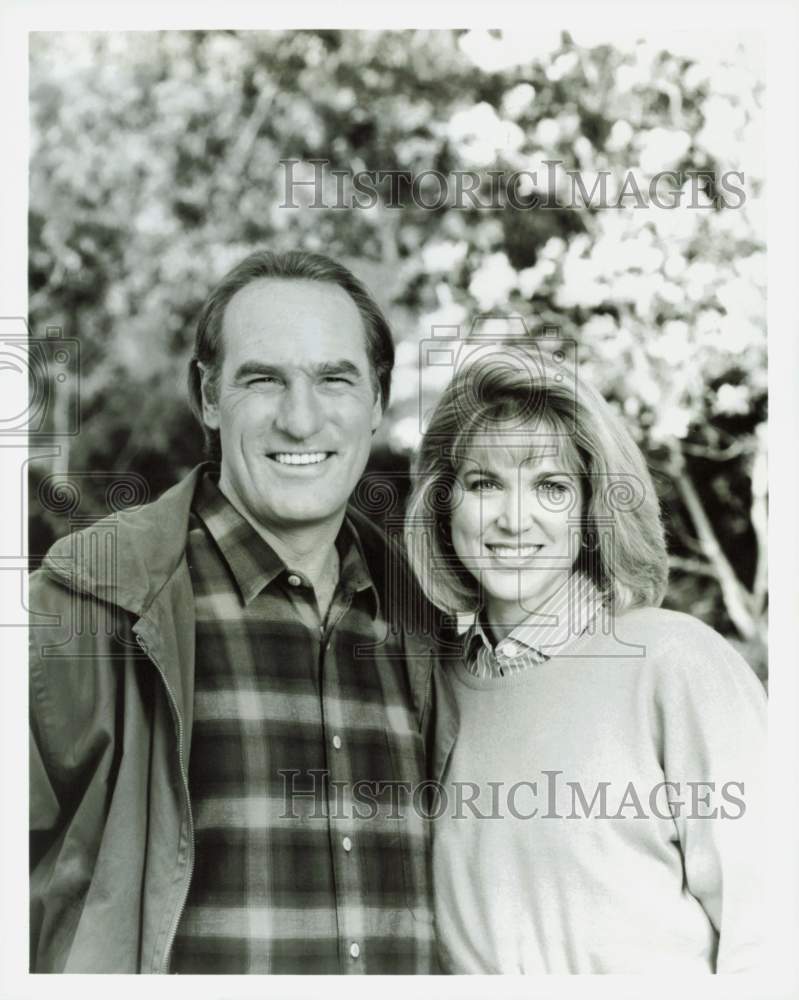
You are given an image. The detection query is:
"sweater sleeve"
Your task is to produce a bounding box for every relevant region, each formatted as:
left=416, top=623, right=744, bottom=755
left=652, top=617, right=767, bottom=974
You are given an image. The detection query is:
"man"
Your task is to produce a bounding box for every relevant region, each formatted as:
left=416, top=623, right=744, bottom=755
left=29, top=250, right=449, bottom=974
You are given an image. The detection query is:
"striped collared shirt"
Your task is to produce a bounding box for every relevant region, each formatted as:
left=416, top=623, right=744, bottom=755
left=458, top=574, right=603, bottom=679
left=171, top=471, right=434, bottom=974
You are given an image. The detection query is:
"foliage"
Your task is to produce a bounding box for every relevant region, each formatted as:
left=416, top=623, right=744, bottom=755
left=28, top=29, right=767, bottom=674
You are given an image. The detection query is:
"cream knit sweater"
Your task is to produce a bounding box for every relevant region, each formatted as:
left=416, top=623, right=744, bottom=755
left=433, top=607, right=767, bottom=974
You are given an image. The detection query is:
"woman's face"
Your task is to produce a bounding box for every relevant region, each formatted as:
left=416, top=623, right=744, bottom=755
left=450, top=442, right=584, bottom=628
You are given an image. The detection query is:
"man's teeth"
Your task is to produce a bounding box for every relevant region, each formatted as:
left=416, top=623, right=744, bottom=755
left=488, top=545, right=542, bottom=557
left=272, top=452, right=328, bottom=466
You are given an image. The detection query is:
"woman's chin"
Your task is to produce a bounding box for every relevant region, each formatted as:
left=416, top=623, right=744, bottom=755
left=482, top=574, right=568, bottom=619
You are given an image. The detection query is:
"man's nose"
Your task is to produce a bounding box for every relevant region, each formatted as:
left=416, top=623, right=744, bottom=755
left=273, top=381, right=324, bottom=440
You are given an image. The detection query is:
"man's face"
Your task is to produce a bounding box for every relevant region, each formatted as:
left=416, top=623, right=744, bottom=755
left=201, top=278, right=382, bottom=536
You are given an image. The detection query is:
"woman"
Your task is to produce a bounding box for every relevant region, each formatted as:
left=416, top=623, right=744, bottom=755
left=405, top=351, right=766, bottom=974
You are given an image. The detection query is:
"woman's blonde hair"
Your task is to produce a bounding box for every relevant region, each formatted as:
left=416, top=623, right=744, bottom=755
left=405, top=351, right=668, bottom=615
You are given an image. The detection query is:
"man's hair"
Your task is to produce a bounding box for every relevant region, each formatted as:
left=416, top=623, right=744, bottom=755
left=188, top=249, right=395, bottom=461
left=404, top=352, right=669, bottom=614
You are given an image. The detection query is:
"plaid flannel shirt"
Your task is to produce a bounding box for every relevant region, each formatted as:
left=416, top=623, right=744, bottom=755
left=171, top=472, right=434, bottom=974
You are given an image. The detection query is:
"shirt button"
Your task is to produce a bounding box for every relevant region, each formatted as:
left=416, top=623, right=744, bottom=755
left=332, top=735, right=342, bottom=750
left=287, top=573, right=302, bottom=587
left=501, top=641, right=520, bottom=657
left=342, top=836, right=352, bottom=852
left=349, top=942, right=360, bottom=959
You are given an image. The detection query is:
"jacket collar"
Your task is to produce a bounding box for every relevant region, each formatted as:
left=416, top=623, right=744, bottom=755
left=41, top=464, right=206, bottom=616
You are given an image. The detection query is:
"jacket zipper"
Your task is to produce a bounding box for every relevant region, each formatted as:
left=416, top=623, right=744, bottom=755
left=135, top=632, right=195, bottom=973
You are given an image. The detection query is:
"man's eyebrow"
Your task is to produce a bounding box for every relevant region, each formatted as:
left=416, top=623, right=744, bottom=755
left=231, top=360, right=366, bottom=381
left=231, top=361, right=284, bottom=381
left=315, top=360, right=365, bottom=379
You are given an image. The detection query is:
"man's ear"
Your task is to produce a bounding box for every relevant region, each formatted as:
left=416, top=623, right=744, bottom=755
left=199, top=363, right=220, bottom=430
left=370, top=389, right=383, bottom=435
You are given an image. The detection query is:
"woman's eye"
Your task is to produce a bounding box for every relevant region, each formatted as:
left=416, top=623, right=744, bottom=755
left=538, top=480, right=570, bottom=497
left=467, top=478, right=501, bottom=493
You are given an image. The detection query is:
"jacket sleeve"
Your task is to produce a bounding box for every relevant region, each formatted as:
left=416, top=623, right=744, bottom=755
left=28, top=568, right=80, bottom=972
left=29, top=693, right=63, bottom=866
left=29, top=615, right=62, bottom=969
left=29, top=672, right=71, bottom=971
left=29, top=567, right=74, bottom=862
left=28, top=569, right=122, bottom=972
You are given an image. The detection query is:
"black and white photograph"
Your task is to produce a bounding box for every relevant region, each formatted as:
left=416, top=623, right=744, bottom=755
left=1, top=1, right=797, bottom=996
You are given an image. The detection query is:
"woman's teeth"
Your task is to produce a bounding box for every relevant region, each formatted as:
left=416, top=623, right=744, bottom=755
left=487, top=544, right=543, bottom=558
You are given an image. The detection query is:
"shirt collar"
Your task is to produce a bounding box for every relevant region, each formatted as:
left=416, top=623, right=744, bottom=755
left=340, top=514, right=381, bottom=617
left=457, top=573, right=603, bottom=662
left=192, top=469, right=379, bottom=614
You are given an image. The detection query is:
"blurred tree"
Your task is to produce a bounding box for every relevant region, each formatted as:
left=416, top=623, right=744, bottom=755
left=28, top=29, right=766, bottom=673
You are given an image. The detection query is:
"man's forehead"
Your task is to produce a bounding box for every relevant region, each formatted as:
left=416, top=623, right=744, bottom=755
left=219, top=276, right=368, bottom=360
left=226, top=277, right=358, bottom=313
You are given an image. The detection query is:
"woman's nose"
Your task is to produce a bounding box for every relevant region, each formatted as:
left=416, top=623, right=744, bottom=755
left=496, top=488, right=537, bottom=534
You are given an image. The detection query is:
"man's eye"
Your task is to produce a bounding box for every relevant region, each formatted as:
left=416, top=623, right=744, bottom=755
left=247, top=376, right=280, bottom=387
left=322, top=375, right=353, bottom=385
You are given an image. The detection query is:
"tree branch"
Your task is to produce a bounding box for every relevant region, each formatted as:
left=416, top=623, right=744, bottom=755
left=750, top=423, right=768, bottom=620
left=666, top=442, right=755, bottom=638
left=226, top=86, right=276, bottom=179
left=668, top=556, right=718, bottom=578
left=680, top=440, right=750, bottom=461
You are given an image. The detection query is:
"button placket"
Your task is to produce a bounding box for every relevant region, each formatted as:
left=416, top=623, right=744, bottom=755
left=319, top=620, right=363, bottom=972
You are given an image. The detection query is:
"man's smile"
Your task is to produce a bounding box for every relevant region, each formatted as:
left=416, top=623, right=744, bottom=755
left=267, top=450, right=334, bottom=467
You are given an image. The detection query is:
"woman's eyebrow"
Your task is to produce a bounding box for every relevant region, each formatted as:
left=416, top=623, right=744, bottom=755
left=530, top=466, right=575, bottom=478
left=460, top=463, right=576, bottom=481
left=460, top=464, right=501, bottom=477
left=460, top=458, right=498, bottom=476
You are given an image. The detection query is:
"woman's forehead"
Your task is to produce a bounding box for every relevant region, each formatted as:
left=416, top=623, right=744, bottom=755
left=456, top=431, right=583, bottom=475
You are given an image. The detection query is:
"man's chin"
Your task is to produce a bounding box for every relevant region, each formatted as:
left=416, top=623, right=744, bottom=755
left=253, top=500, right=348, bottom=531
